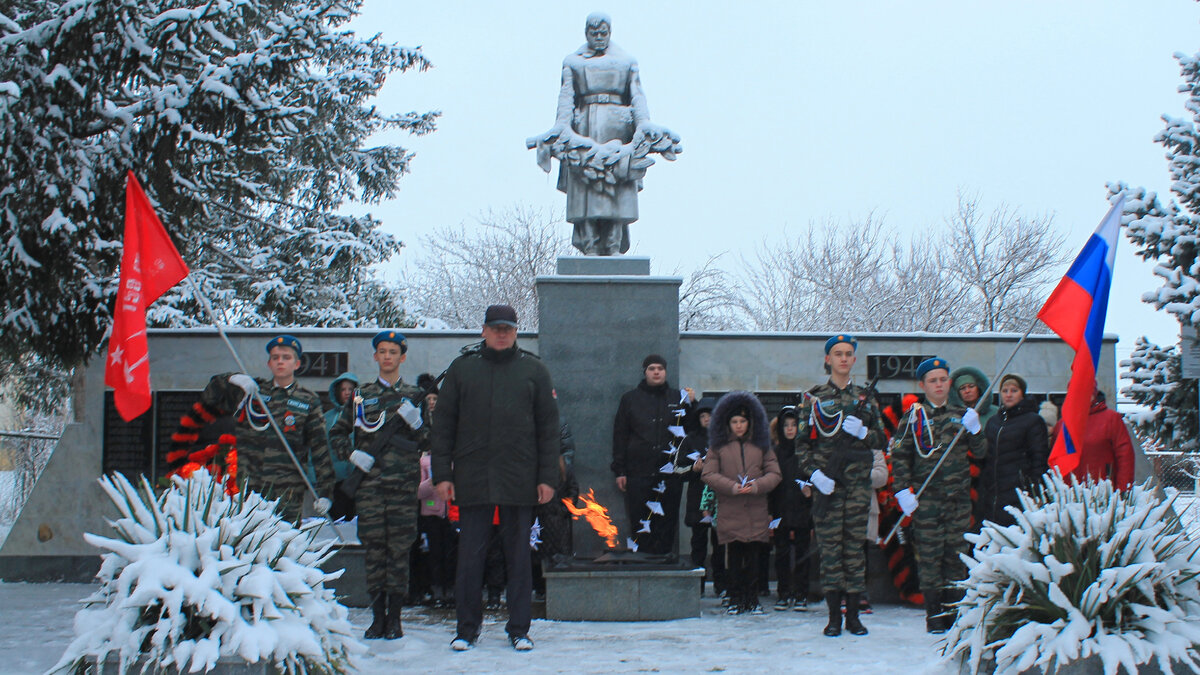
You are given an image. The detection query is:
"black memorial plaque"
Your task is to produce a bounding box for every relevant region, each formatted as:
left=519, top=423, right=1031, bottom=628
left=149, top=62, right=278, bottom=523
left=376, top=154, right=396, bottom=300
left=297, top=351, right=348, bottom=378
left=867, top=354, right=936, bottom=381
left=102, top=392, right=154, bottom=478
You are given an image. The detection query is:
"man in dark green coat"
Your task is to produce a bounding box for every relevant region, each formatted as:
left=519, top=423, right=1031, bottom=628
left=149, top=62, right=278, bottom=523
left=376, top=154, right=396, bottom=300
left=432, top=304, right=560, bottom=653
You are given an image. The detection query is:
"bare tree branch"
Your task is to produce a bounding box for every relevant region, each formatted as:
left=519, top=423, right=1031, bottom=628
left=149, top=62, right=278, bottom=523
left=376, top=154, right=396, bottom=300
left=402, top=205, right=573, bottom=329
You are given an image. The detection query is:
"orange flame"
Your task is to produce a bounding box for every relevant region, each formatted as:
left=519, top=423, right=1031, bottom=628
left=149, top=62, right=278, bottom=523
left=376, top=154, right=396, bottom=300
left=563, top=488, right=619, bottom=548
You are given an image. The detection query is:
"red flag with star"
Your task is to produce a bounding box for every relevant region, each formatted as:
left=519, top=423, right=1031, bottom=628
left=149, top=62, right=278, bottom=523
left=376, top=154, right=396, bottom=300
left=105, top=172, right=190, bottom=421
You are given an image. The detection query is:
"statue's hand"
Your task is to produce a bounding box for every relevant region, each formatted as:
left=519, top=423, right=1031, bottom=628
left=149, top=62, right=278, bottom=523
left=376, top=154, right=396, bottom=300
left=637, top=123, right=664, bottom=143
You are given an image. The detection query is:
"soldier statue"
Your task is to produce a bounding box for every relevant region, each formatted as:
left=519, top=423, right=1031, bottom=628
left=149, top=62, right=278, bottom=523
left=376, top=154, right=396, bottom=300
left=527, top=12, right=682, bottom=256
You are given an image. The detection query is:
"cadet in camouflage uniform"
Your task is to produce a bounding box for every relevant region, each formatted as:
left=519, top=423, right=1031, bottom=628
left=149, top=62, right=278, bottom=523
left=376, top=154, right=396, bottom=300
left=798, top=334, right=887, bottom=638
left=170, top=334, right=335, bottom=522
left=890, top=357, right=985, bottom=634
left=329, top=330, right=429, bottom=641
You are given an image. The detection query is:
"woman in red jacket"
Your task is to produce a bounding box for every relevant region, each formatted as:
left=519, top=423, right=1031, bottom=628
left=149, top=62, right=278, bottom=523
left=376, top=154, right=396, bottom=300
left=1059, top=388, right=1134, bottom=491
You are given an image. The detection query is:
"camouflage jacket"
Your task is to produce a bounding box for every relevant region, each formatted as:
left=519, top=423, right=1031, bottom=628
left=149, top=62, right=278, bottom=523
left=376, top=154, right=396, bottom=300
left=890, top=401, right=986, bottom=496
left=196, top=373, right=335, bottom=497
left=329, top=377, right=430, bottom=484
left=796, top=379, right=887, bottom=486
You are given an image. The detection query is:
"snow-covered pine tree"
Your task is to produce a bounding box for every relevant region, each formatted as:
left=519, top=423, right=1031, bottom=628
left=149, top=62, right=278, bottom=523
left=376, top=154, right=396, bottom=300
left=945, top=472, right=1200, bottom=675
left=1120, top=336, right=1198, bottom=452
left=1109, top=42, right=1200, bottom=456
left=51, top=470, right=364, bottom=674
left=0, top=0, right=437, bottom=370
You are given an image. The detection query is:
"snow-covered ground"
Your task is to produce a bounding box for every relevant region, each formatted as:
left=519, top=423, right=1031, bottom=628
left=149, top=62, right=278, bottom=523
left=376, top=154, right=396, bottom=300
left=0, top=582, right=955, bottom=674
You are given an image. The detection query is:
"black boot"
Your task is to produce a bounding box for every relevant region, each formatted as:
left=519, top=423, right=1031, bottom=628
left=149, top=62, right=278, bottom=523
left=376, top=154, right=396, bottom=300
left=925, top=596, right=946, bottom=634
left=823, top=591, right=842, bottom=636
left=939, top=589, right=959, bottom=632
left=384, top=593, right=404, bottom=639
left=364, top=593, right=386, bottom=639
left=844, top=592, right=868, bottom=635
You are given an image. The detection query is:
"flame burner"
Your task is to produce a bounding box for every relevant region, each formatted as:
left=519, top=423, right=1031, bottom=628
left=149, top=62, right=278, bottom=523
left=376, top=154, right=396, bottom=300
left=549, top=488, right=702, bottom=620
left=569, top=549, right=680, bottom=569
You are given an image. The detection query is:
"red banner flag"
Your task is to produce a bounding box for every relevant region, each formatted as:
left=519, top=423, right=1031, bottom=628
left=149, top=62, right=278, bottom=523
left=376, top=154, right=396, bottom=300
left=105, top=172, right=190, bottom=421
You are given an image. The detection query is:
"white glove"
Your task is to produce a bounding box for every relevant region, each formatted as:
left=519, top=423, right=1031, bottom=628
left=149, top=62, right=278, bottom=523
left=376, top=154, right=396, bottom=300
left=842, top=415, right=868, bottom=440
left=895, top=488, right=919, bottom=515
left=313, top=497, right=332, bottom=517
left=396, top=399, right=424, bottom=430
left=810, top=469, right=836, bottom=495
left=962, top=408, right=982, bottom=435
left=349, top=449, right=375, bottom=473
left=229, top=373, right=258, bottom=396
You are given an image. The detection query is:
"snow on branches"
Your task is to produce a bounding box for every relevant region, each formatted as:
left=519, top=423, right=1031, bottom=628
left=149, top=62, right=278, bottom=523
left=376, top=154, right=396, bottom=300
left=51, top=470, right=363, bottom=674
left=944, top=471, right=1200, bottom=675
left=0, top=0, right=435, bottom=368
left=1120, top=336, right=1198, bottom=453
left=1111, top=44, right=1200, bottom=328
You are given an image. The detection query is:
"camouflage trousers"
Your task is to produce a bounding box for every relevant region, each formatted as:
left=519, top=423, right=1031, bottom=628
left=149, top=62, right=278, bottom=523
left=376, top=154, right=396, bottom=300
left=357, top=479, right=418, bottom=595
left=813, top=481, right=872, bottom=593
left=911, top=492, right=972, bottom=595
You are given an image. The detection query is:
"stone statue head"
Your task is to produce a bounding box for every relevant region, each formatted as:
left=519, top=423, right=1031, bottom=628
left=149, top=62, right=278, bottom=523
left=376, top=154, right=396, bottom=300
left=585, top=12, right=611, bottom=54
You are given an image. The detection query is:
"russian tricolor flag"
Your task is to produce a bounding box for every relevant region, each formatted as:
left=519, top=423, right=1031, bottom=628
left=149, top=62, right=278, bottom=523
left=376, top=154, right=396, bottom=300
left=1037, top=196, right=1124, bottom=476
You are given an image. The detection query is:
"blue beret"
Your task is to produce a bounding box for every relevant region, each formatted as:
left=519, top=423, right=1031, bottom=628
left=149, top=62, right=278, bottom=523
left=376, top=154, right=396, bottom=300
left=916, top=357, right=950, bottom=381
left=824, top=334, right=857, bottom=354
left=266, top=334, right=302, bottom=357
left=372, top=330, right=408, bottom=353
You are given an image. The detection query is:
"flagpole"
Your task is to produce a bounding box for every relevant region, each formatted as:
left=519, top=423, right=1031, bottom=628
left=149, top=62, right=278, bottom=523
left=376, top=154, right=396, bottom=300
left=881, top=314, right=1042, bottom=546
left=183, top=275, right=344, bottom=543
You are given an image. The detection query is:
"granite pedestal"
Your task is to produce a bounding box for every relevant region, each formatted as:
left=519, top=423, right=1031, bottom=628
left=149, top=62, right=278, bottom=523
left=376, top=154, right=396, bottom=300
left=536, top=256, right=682, bottom=559
left=544, top=567, right=704, bottom=621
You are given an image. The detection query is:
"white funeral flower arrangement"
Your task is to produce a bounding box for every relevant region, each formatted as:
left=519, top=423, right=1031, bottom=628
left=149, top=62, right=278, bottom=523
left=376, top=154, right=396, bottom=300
left=945, top=471, right=1200, bottom=675
left=52, top=470, right=363, bottom=674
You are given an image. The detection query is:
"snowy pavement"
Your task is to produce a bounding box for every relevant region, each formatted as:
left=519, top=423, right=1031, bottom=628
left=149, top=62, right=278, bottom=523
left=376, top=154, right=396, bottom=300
left=0, top=582, right=957, bottom=674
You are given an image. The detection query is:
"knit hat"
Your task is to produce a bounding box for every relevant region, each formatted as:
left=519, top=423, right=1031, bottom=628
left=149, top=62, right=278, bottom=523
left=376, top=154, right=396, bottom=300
left=417, top=373, right=438, bottom=395
left=1038, top=401, right=1058, bottom=427
left=954, top=373, right=978, bottom=388
left=642, top=354, right=667, bottom=370
left=999, top=373, right=1028, bottom=394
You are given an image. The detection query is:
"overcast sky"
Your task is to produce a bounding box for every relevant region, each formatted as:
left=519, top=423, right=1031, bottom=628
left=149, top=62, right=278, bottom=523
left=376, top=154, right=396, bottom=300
left=344, top=1, right=1199, bottom=368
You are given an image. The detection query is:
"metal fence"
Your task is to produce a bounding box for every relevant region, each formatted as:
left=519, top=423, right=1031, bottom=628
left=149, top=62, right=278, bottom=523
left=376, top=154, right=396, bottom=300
left=1144, top=450, right=1200, bottom=537
left=0, top=429, right=59, bottom=526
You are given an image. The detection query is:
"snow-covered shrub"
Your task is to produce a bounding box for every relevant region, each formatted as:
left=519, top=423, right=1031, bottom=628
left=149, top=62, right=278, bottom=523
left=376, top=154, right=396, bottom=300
left=51, top=470, right=364, bottom=674
left=945, top=471, right=1200, bottom=674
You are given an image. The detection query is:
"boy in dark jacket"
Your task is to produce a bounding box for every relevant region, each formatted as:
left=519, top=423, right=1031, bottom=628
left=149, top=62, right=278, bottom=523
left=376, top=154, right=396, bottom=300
left=611, top=354, right=695, bottom=555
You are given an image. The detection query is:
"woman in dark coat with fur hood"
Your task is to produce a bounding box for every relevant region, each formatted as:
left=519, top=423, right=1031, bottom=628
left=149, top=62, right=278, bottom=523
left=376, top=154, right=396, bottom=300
left=702, top=391, right=782, bottom=614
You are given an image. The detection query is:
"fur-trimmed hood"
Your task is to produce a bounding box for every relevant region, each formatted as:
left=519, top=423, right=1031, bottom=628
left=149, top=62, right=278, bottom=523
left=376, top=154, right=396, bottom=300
left=708, top=390, right=770, bottom=450
left=949, top=365, right=993, bottom=416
